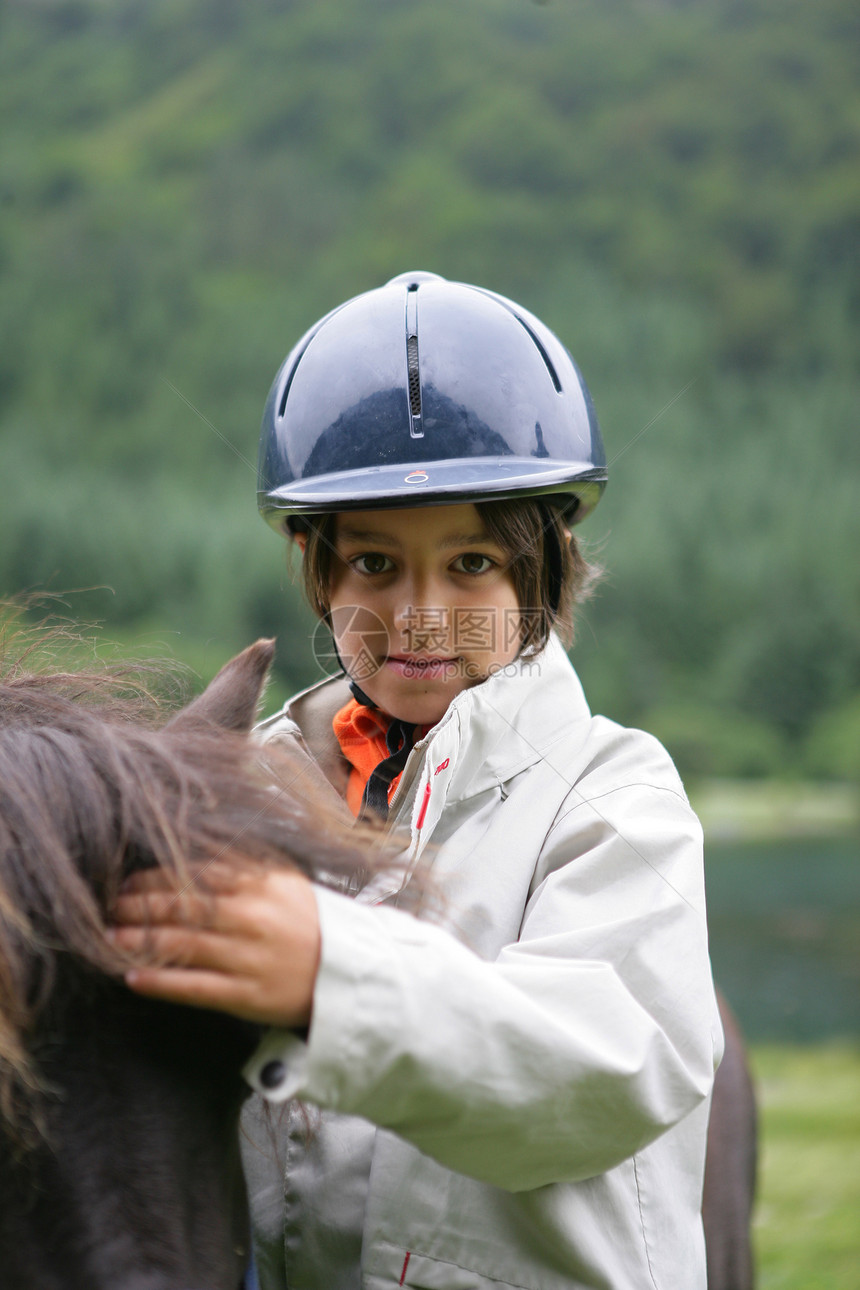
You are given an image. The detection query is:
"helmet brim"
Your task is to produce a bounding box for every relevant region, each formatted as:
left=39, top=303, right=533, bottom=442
left=258, top=457, right=607, bottom=532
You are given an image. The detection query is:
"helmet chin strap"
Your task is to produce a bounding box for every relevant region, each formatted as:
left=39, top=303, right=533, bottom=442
left=328, top=632, right=378, bottom=710
left=330, top=634, right=417, bottom=823
left=357, top=712, right=417, bottom=823
left=348, top=678, right=377, bottom=708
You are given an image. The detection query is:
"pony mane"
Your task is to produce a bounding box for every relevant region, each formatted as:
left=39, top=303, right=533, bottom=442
left=0, top=620, right=383, bottom=1131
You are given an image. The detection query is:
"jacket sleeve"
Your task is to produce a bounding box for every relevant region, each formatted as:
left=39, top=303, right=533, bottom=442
left=244, top=769, right=724, bottom=1192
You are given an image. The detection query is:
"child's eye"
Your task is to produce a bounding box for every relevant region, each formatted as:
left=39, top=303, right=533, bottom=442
left=452, top=553, right=495, bottom=575
left=351, top=553, right=394, bottom=575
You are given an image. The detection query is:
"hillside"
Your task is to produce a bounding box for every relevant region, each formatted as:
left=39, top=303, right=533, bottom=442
left=1, top=0, right=858, bottom=778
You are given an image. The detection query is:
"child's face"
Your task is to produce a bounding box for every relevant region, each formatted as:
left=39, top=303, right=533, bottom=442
left=326, top=503, right=522, bottom=726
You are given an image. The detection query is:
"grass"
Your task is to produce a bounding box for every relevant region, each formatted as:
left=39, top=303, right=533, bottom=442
left=751, top=1044, right=860, bottom=1289
left=691, top=780, right=860, bottom=842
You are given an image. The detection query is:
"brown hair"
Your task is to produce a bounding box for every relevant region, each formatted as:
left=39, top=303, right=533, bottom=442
left=295, top=498, right=600, bottom=654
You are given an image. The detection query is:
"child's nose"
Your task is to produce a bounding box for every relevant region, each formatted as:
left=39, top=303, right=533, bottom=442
left=394, top=568, right=437, bottom=614
left=393, top=574, right=451, bottom=650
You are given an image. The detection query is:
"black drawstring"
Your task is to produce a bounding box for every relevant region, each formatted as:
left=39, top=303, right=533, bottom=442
left=358, top=715, right=416, bottom=822
left=348, top=678, right=416, bottom=821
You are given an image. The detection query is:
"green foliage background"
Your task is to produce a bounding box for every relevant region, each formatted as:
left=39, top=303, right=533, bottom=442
left=1, top=0, right=858, bottom=779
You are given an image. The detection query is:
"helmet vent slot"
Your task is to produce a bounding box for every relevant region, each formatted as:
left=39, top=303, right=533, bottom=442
left=512, top=313, right=563, bottom=393
left=278, top=362, right=299, bottom=419
left=405, top=284, right=422, bottom=436
left=277, top=335, right=315, bottom=419
left=276, top=303, right=350, bottom=421
left=407, top=334, right=421, bottom=416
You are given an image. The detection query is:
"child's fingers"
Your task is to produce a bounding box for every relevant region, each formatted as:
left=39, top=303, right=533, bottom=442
left=120, top=867, right=186, bottom=896
left=109, top=924, right=252, bottom=971
left=124, top=965, right=260, bottom=1016
left=111, top=868, right=320, bottom=1027
left=112, top=889, right=217, bottom=927
left=112, top=889, right=279, bottom=938
left=120, top=858, right=262, bottom=897
left=114, top=910, right=308, bottom=966
left=121, top=935, right=314, bottom=1027
left=113, top=867, right=280, bottom=929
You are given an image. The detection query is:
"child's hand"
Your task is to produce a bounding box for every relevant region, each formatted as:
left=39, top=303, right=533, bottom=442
left=109, top=862, right=321, bottom=1029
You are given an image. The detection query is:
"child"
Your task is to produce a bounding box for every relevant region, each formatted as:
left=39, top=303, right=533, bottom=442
left=115, top=272, right=723, bottom=1289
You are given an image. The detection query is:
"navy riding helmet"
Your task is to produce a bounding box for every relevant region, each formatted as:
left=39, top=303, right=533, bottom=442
left=257, top=271, right=607, bottom=533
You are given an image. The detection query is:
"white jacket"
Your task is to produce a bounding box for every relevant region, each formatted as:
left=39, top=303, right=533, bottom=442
left=242, top=637, right=723, bottom=1289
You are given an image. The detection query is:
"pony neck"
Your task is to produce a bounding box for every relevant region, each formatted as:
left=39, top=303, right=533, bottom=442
left=1, top=975, right=258, bottom=1290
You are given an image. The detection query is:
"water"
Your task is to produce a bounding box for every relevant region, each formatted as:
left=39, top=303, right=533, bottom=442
left=705, top=837, right=860, bottom=1042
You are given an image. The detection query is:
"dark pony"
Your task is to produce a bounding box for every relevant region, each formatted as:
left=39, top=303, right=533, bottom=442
left=706, top=992, right=758, bottom=1290
left=0, top=631, right=375, bottom=1290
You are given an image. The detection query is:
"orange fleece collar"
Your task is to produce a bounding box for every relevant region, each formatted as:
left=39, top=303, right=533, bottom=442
left=333, top=699, right=428, bottom=818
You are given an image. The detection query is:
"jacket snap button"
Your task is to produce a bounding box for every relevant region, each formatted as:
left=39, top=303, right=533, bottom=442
left=259, top=1060, right=286, bottom=1089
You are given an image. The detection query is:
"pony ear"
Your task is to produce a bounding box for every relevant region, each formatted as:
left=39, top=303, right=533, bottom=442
left=166, top=639, right=276, bottom=734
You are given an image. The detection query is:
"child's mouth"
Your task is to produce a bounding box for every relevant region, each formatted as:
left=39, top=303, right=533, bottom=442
left=385, top=655, right=459, bottom=680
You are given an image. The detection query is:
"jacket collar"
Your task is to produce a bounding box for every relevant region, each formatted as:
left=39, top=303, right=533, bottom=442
left=410, top=634, right=591, bottom=804
left=266, top=635, right=590, bottom=808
